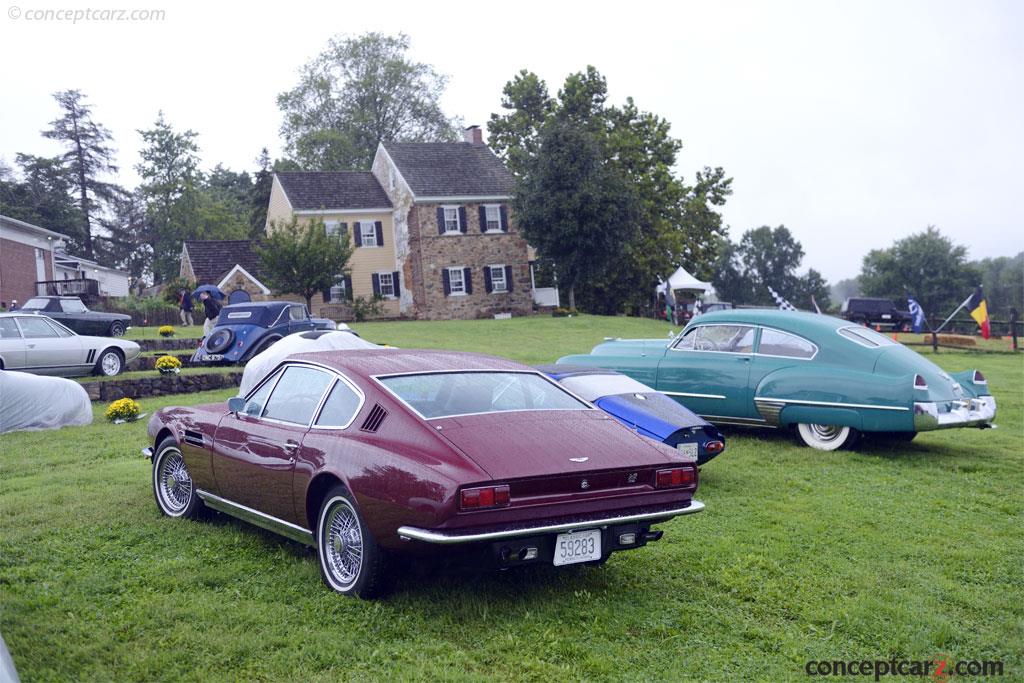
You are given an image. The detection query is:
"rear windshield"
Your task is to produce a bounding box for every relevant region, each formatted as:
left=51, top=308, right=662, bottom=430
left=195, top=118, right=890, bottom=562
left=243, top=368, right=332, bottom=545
left=838, top=326, right=896, bottom=348
left=20, top=298, right=50, bottom=310
left=217, top=305, right=277, bottom=326
left=379, top=371, right=591, bottom=419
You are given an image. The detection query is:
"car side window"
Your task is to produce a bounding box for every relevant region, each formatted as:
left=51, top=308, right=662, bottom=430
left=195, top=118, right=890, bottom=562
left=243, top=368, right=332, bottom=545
left=16, top=317, right=60, bottom=339
left=314, top=379, right=362, bottom=428
left=758, top=328, right=816, bottom=359
left=243, top=371, right=280, bottom=417
left=60, top=299, right=87, bottom=313
left=0, top=318, right=22, bottom=338
left=263, top=365, right=333, bottom=425
left=289, top=305, right=306, bottom=321
left=673, top=328, right=697, bottom=350
left=693, top=325, right=755, bottom=353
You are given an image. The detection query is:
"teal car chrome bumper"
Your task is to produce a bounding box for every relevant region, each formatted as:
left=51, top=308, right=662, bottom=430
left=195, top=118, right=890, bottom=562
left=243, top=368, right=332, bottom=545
left=914, top=396, right=996, bottom=431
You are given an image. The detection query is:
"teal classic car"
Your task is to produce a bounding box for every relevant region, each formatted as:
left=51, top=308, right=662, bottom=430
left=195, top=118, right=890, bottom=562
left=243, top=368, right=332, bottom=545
left=557, top=310, right=996, bottom=450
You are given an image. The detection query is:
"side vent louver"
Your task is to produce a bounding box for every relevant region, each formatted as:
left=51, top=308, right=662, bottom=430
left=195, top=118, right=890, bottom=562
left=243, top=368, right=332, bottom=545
left=360, top=404, right=388, bottom=432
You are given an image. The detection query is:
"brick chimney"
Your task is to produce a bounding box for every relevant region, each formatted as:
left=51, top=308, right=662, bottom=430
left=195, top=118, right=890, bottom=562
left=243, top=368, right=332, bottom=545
left=463, top=125, right=484, bottom=145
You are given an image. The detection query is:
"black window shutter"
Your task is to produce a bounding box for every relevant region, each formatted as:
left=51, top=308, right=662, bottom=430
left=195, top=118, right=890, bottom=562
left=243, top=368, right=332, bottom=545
left=340, top=222, right=348, bottom=235
left=478, top=206, right=487, bottom=233
left=371, top=273, right=380, bottom=296
left=353, top=223, right=363, bottom=247
left=436, top=207, right=445, bottom=235
left=375, top=221, right=384, bottom=246
left=463, top=267, right=473, bottom=294
left=499, top=205, right=509, bottom=232
left=344, top=275, right=353, bottom=300
left=484, top=266, right=493, bottom=293
left=392, top=271, right=401, bottom=297
left=458, top=207, right=467, bottom=234
left=505, top=265, right=514, bottom=292
left=442, top=269, right=451, bottom=296
left=323, top=286, right=332, bottom=303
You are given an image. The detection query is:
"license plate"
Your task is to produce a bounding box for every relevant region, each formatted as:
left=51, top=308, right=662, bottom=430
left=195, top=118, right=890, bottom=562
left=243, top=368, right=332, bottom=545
left=202, top=354, right=223, bottom=361
left=677, top=442, right=698, bottom=458
left=553, top=529, right=601, bottom=566
left=881, top=314, right=892, bottom=319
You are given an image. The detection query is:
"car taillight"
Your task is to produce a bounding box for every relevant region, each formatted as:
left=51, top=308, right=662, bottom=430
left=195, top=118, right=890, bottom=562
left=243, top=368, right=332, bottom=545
left=705, top=440, right=724, bottom=455
left=460, top=484, right=510, bottom=510
left=655, top=467, right=696, bottom=488
left=913, top=374, right=928, bottom=390
left=973, top=370, right=986, bottom=384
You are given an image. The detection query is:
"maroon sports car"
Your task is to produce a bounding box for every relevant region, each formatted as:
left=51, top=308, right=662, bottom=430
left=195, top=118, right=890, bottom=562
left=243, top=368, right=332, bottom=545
left=144, top=350, right=705, bottom=598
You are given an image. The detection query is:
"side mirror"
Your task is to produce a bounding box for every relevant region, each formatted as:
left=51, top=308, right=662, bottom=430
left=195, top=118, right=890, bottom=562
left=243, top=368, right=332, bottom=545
left=227, top=397, right=245, bottom=414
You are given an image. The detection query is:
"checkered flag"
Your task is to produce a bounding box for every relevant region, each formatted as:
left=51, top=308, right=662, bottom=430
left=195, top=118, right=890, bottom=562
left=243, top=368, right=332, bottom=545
left=767, top=286, right=798, bottom=311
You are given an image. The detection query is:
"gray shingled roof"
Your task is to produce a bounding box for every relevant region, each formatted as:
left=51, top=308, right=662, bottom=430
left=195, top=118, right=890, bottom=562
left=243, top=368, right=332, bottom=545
left=185, top=240, right=263, bottom=285
left=382, top=142, right=516, bottom=198
left=276, top=172, right=392, bottom=210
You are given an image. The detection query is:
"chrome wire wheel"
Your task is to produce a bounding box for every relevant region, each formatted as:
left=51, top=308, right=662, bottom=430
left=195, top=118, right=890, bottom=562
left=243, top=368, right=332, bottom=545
left=155, top=447, right=193, bottom=515
left=320, top=497, right=364, bottom=591
left=797, top=423, right=854, bottom=451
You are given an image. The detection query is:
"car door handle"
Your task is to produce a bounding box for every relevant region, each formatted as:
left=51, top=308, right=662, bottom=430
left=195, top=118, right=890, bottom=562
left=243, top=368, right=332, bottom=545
left=283, top=440, right=299, bottom=452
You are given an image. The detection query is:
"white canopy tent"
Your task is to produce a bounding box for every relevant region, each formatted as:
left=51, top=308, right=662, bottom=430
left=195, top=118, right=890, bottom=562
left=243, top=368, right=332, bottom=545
left=657, top=266, right=711, bottom=295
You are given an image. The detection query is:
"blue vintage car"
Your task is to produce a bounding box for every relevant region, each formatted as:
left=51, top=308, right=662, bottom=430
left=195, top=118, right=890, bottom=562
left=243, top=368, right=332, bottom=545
left=557, top=310, right=996, bottom=450
left=538, top=365, right=726, bottom=465
left=193, top=302, right=336, bottom=365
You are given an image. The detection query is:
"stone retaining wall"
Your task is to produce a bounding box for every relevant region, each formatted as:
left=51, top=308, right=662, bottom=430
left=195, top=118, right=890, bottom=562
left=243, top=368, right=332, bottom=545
left=137, top=338, right=200, bottom=352
left=127, top=351, right=196, bottom=372
left=83, top=372, right=242, bottom=401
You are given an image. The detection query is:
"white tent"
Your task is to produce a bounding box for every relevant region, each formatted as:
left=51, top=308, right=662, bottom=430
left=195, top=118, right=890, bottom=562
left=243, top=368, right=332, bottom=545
left=657, top=266, right=711, bottom=295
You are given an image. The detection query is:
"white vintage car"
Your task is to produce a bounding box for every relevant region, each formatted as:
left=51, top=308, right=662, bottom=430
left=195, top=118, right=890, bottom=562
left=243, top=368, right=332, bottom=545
left=0, top=312, right=140, bottom=377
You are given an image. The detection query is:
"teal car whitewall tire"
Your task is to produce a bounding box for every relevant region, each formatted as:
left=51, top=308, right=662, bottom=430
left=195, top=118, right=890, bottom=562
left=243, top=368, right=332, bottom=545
left=796, top=423, right=859, bottom=451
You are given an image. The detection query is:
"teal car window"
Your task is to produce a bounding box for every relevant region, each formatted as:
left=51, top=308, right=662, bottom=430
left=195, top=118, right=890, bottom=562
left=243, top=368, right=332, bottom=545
left=673, top=328, right=697, bottom=350
left=839, top=326, right=896, bottom=348
left=758, top=328, right=816, bottom=359
left=694, top=325, right=755, bottom=353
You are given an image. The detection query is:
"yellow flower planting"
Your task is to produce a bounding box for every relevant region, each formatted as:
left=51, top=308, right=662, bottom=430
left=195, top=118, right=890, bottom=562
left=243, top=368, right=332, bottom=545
left=155, top=355, right=182, bottom=373
left=105, top=398, right=141, bottom=423
left=158, top=325, right=176, bottom=337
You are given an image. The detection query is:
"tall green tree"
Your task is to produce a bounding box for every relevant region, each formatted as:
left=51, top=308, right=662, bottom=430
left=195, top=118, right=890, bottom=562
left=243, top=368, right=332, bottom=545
left=136, top=111, right=202, bottom=283
left=258, top=218, right=353, bottom=310
left=0, top=154, right=84, bottom=236
left=42, top=90, right=118, bottom=258
left=249, top=148, right=274, bottom=237
left=278, top=32, right=458, bottom=170
left=98, top=187, right=151, bottom=284
left=489, top=66, right=731, bottom=314
left=860, top=226, right=980, bottom=317
left=972, top=252, right=1023, bottom=317
left=711, top=225, right=831, bottom=309
left=515, top=122, right=639, bottom=309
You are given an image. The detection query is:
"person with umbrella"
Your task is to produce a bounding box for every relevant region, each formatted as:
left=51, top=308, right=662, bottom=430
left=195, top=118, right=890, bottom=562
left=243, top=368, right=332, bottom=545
left=194, top=286, right=225, bottom=336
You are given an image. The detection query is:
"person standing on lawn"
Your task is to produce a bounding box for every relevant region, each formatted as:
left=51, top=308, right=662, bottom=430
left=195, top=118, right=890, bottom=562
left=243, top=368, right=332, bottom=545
left=199, top=292, right=222, bottom=336
left=178, top=288, right=194, bottom=327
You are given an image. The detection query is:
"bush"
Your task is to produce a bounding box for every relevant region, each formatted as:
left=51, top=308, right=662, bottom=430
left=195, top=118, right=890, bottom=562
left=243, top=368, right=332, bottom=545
left=105, top=398, right=141, bottom=423
left=351, top=295, right=385, bottom=322
left=161, top=276, right=196, bottom=304
left=552, top=307, right=578, bottom=318
left=158, top=325, right=176, bottom=337
left=155, top=355, right=182, bottom=374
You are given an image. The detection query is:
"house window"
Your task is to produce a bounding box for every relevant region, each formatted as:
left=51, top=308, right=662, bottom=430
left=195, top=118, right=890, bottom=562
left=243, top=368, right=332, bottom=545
left=330, top=277, right=347, bottom=301
left=443, top=207, right=460, bottom=233
left=359, top=221, right=378, bottom=247
left=484, top=205, right=502, bottom=232
left=325, top=221, right=343, bottom=237
left=489, top=265, right=507, bottom=292
left=448, top=267, right=466, bottom=295
left=377, top=272, right=395, bottom=298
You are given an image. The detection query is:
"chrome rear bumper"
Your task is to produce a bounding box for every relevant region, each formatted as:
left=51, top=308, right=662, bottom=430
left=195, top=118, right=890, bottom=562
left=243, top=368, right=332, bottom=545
left=397, top=500, right=705, bottom=544
left=914, top=396, right=996, bottom=431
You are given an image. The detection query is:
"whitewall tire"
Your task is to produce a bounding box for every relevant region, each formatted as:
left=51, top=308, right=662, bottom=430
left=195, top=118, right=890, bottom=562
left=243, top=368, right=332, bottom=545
left=796, top=423, right=858, bottom=451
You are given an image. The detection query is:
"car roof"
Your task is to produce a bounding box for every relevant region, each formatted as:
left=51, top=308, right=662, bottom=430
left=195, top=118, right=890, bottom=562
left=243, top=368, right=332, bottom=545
left=223, top=301, right=293, bottom=312
left=289, top=349, right=529, bottom=381
left=534, top=364, right=621, bottom=380
left=688, top=309, right=851, bottom=336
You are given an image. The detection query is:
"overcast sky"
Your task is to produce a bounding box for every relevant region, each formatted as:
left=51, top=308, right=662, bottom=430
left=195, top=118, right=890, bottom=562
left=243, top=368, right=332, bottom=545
left=3, top=0, right=1021, bottom=282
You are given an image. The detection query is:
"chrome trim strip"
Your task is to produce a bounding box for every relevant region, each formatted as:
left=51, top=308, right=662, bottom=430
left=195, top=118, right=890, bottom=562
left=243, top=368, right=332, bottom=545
left=699, top=415, right=771, bottom=426
left=397, top=501, right=705, bottom=544
left=754, top=396, right=909, bottom=412
left=663, top=391, right=727, bottom=400
left=196, top=490, right=316, bottom=547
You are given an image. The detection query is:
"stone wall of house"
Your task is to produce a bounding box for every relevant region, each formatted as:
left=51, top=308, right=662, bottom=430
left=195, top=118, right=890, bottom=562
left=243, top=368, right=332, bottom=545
left=220, top=269, right=270, bottom=303
left=407, top=202, right=533, bottom=320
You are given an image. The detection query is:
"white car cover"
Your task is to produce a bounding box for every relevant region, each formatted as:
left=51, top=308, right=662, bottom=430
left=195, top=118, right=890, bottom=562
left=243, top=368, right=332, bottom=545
left=0, top=370, right=93, bottom=434
left=238, top=330, right=384, bottom=396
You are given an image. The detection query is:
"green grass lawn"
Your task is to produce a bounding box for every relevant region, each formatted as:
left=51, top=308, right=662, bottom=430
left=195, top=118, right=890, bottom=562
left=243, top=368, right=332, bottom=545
left=125, top=324, right=204, bottom=341
left=2, top=315, right=1021, bottom=681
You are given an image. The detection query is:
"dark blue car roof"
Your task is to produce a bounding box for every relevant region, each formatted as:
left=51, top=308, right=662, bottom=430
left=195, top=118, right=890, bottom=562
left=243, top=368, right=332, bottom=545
left=535, top=364, right=620, bottom=381
left=216, top=302, right=292, bottom=327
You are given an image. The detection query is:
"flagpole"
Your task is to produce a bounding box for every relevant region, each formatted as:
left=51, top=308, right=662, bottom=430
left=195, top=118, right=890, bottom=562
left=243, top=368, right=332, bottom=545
left=934, top=295, right=972, bottom=334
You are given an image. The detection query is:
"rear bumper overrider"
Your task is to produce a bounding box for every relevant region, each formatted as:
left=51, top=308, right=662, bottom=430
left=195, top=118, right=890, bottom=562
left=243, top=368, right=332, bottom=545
left=914, top=396, right=996, bottom=431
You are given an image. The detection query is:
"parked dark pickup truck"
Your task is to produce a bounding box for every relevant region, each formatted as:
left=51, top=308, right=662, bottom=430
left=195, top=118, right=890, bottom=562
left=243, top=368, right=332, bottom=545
left=841, top=297, right=911, bottom=330
left=18, top=296, right=131, bottom=337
